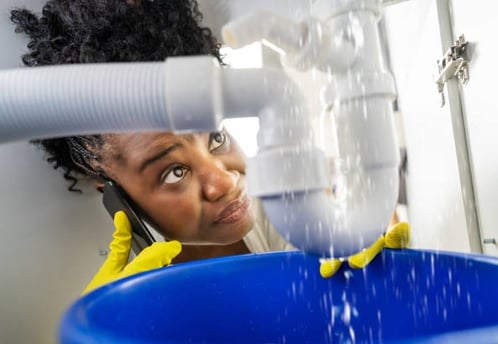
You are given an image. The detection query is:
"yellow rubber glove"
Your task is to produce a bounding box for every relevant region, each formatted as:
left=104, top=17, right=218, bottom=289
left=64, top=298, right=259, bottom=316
left=82, top=210, right=182, bottom=295
left=320, top=222, right=410, bottom=278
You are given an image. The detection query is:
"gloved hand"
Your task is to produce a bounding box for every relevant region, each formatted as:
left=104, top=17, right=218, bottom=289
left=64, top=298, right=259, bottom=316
left=82, top=210, right=182, bottom=295
left=320, top=222, right=410, bottom=278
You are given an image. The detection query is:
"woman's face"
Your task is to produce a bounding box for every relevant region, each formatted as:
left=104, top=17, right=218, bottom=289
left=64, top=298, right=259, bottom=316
left=100, top=129, right=254, bottom=245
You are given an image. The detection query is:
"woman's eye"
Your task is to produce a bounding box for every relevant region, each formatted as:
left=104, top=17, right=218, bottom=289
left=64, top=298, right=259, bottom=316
left=163, top=166, right=187, bottom=184
left=209, top=131, right=227, bottom=152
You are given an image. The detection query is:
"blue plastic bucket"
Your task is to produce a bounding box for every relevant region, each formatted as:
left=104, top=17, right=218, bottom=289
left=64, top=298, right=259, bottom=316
left=59, top=249, right=498, bottom=343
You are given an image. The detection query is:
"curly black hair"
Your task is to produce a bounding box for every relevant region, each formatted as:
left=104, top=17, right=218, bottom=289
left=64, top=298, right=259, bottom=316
left=11, top=0, right=222, bottom=192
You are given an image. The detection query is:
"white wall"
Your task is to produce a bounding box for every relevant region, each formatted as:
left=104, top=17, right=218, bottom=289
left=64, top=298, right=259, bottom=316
left=0, top=1, right=113, bottom=343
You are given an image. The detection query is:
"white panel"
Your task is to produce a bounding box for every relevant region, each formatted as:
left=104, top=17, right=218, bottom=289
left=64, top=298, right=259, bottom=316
left=0, top=143, right=113, bottom=343
left=0, top=1, right=114, bottom=343
left=451, top=0, right=498, bottom=255
left=384, top=0, right=470, bottom=251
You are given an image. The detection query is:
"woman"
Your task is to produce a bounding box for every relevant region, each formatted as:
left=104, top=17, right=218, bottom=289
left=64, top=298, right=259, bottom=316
left=11, top=0, right=294, bottom=292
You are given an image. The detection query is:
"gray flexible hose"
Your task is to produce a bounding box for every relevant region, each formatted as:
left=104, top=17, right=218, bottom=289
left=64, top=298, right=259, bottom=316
left=0, top=62, right=170, bottom=143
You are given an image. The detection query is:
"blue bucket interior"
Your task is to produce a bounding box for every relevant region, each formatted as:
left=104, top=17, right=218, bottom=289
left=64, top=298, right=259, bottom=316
left=60, top=249, right=498, bottom=343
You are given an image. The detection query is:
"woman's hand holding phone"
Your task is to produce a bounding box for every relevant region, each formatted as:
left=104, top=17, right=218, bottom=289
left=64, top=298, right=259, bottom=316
left=81, top=210, right=182, bottom=295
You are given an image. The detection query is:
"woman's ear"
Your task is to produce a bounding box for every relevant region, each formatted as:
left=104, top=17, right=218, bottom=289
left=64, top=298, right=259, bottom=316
left=95, top=181, right=105, bottom=194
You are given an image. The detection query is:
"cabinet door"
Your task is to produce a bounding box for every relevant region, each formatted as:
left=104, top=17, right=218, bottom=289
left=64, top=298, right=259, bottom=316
left=384, top=0, right=470, bottom=252
left=451, top=0, right=498, bottom=255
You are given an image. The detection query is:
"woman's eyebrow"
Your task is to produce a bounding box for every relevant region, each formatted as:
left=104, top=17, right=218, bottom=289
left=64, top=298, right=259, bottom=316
left=138, top=143, right=181, bottom=173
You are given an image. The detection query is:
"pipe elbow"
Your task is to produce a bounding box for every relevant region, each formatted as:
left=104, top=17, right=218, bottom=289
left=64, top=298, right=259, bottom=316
left=221, top=66, right=329, bottom=197
left=221, top=66, right=309, bottom=148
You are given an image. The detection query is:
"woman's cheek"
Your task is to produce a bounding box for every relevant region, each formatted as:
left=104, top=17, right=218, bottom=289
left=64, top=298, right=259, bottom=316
left=153, top=199, right=202, bottom=238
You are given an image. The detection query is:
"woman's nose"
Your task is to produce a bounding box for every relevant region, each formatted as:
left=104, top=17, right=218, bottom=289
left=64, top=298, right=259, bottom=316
left=200, top=161, right=239, bottom=202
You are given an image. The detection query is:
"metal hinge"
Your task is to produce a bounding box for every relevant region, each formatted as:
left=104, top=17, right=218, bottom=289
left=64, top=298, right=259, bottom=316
left=435, top=34, right=470, bottom=107
left=483, top=238, right=497, bottom=245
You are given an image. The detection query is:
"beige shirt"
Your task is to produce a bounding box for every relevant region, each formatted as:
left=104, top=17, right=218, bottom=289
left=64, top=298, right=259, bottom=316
left=243, top=199, right=296, bottom=253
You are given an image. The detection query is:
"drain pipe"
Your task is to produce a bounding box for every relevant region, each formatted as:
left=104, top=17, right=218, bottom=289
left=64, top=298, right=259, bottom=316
left=222, top=0, right=400, bottom=257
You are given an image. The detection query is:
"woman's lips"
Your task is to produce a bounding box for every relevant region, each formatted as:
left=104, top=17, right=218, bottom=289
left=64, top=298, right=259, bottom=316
left=214, top=196, right=251, bottom=224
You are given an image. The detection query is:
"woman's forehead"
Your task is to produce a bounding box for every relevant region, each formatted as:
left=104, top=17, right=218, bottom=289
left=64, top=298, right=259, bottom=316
left=104, top=131, right=203, bottom=163
left=110, top=131, right=184, bottom=148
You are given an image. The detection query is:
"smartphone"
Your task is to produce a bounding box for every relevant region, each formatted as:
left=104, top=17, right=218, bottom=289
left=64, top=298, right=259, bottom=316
left=102, top=180, right=156, bottom=255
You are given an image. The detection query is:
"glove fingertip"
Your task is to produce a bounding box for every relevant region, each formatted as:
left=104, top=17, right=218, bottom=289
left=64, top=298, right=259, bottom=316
left=385, top=222, right=411, bottom=248
left=320, top=259, right=342, bottom=278
left=114, top=210, right=131, bottom=233
left=167, top=240, right=182, bottom=256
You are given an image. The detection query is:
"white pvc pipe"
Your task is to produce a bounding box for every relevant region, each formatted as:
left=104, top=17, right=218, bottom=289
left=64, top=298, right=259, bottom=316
left=337, top=10, right=385, bottom=74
